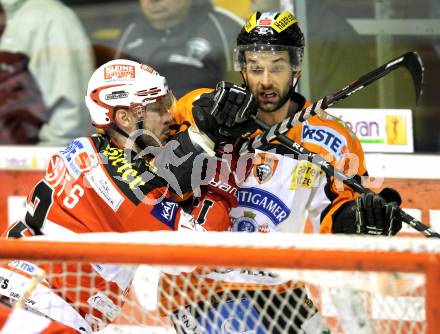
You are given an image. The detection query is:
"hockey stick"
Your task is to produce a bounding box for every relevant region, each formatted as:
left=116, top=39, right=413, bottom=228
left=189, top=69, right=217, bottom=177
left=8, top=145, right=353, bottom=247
left=242, top=51, right=424, bottom=152
left=252, top=116, right=440, bottom=238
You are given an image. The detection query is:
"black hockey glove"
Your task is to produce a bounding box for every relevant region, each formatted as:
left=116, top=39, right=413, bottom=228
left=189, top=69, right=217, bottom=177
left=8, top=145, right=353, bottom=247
left=332, top=188, right=402, bottom=236
left=192, top=81, right=258, bottom=143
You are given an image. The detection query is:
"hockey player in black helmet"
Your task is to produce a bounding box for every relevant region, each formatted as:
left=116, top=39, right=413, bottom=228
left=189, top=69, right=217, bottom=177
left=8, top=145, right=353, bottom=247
left=233, top=11, right=306, bottom=117
left=166, top=11, right=401, bottom=334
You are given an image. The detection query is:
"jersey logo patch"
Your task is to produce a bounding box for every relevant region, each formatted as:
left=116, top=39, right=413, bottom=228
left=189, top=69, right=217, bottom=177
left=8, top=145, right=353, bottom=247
left=301, top=122, right=348, bottom=159
left=253, top=153, right=278, bottom=184
left=86, top=166, right=124, bottom=212
left=237, top=187, right=290, bottom=225
left=151, top=198, right=178, bottom=229
left=59, top=138, right=98, bottom=180
left=290, top=161, right=323, bottom=190
left=232, top=211, right=259, bottom=232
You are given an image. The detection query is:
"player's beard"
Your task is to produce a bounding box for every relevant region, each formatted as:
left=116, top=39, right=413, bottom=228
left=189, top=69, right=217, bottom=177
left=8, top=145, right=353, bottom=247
left=257, top=88, right=291, bottom=113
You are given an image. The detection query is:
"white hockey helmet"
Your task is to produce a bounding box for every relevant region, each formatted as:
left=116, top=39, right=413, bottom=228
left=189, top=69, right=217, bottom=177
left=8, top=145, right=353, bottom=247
left=85, top=59, right=175, bottom=128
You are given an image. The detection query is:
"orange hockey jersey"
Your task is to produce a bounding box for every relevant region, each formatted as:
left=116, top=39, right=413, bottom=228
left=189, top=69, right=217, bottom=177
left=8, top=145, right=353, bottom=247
left=170, top=87, right=367, bottom=234
left=1, top=132, right=231, bottom=332
left=158, top=88, right=369, bottom=314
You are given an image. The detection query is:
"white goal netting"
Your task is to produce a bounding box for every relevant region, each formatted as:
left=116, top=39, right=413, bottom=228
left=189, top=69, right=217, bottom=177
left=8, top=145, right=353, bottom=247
left=0, top=232, right=439, bottom=334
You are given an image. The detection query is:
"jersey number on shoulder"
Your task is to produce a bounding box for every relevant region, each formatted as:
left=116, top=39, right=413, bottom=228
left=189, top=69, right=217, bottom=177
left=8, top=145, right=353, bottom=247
left=25, top=180, right=55, bottom=235
left=195, top=199, right=214, bottom=225
left=24, top=180, right=84, bottom=234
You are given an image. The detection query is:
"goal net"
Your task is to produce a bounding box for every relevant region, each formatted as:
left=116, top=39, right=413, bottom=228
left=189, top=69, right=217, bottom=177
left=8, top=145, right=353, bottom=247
left=0, top=232, right=439, bottom=334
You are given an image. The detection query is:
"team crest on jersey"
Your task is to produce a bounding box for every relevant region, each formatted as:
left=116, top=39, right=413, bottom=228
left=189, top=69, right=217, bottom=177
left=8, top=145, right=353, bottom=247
left=253, top=153, right=278, bottom=184
left=232, top=211, right=259, bottom=232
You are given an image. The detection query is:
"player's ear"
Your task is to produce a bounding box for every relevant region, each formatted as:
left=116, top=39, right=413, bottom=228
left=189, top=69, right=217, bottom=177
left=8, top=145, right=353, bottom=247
left=114, top=108, right=134, bottom=131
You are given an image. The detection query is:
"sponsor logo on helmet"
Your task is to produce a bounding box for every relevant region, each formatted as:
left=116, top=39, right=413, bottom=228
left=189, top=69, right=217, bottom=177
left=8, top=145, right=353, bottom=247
left=244, top=12, right=258, bottom=32
left=135, top=88, right=162, bottom=97
left=140, top=64, right=157, bottom=74
left=258, top=18, right=272, bottom=26
left=271, top=11, right=297, bottom=33
left=254, top=27, right=271, bottom=35
left=104, top=64, right=135, bottom=80
left=105, top=91, right=129, bottom=100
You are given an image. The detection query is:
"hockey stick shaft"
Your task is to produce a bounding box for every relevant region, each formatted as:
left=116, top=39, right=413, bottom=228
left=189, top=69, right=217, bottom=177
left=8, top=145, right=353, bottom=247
left=241, top=51, right=424, bottom=154
left=253, top=117, right=440, bottom=238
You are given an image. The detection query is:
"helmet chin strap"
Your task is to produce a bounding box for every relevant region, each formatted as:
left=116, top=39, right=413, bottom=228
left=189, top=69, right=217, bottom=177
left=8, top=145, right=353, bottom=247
left=292, top=76, right=299, bottom=91
left=109, top=121, right=147, bottom=152
left=134, top=120, right=148, bottom=151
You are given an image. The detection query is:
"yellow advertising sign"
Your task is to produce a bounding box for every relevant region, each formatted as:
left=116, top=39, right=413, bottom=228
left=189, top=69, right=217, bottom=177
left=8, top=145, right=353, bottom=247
left=386, top=115, right=407, bottom=145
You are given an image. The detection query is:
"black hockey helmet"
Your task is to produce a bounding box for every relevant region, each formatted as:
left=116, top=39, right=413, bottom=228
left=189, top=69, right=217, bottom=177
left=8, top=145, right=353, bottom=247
left=234, top=11, right=305, bottom=72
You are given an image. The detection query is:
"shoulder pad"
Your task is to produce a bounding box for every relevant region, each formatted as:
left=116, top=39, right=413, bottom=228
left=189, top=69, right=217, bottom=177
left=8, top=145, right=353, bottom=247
left=57, top=137, right=99, bottom=180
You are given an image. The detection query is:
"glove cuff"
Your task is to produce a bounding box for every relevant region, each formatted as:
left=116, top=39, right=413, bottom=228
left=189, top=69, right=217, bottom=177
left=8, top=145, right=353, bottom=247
left=187, top=124, right=216, bottom=157
left=332, top=200, right=357, bottom=234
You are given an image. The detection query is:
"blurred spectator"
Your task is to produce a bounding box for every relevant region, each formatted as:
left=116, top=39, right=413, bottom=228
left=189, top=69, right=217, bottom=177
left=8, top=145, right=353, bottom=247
left=115, top=0, right=244, bottom=98
left=0, top=51, right=48, bottom=144
left=0, top=4, right=47, bottom=144
left=250, top=0, right=280, bottom=12
left=0, top=0, right=95, bottom=146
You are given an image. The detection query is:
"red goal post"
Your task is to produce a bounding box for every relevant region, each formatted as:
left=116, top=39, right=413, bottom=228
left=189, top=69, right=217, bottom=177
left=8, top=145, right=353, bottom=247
left=0, top=232, right=439, bottom=333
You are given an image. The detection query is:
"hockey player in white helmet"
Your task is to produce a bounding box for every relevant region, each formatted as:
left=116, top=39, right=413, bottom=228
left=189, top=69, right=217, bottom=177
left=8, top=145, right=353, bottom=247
left=1, top=59, right=257, bottom=332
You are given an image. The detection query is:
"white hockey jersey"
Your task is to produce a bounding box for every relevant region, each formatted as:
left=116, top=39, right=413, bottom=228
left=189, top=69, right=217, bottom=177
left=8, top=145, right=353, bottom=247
left=230, top=149, right=335, bottom=234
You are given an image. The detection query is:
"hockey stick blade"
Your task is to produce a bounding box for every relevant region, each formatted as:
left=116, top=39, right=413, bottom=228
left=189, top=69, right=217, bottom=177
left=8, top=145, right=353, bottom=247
left=241, top=52, right=424, bottom=154
left=327, top=51, right=424, bottom=105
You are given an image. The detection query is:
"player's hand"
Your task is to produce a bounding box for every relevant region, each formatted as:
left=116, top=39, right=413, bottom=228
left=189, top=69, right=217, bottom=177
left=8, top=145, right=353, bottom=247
left=355, top=189, right=402, bottom=236
left=332, top=187, right=402, bottom=236
left=192, top=81, right=258, bottom=143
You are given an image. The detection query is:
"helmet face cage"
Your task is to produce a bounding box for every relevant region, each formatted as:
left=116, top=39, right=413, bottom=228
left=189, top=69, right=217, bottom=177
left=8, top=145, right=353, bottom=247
left=85, top=60, right=174, bottom=128
left=234, top=11, right=305, bottom=73
left=129, top=91, right=176, bottom=120
left=233, top=44, right=304, bottom=72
